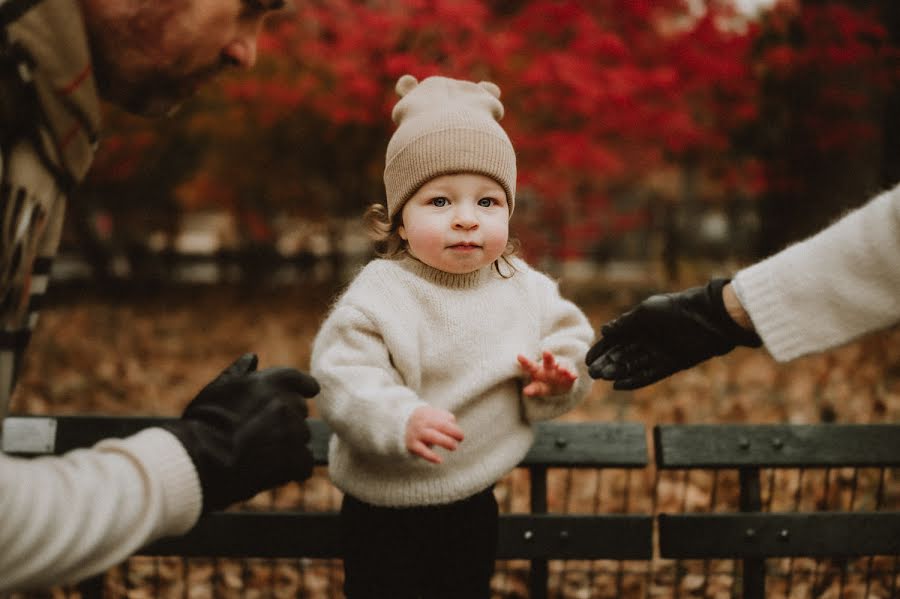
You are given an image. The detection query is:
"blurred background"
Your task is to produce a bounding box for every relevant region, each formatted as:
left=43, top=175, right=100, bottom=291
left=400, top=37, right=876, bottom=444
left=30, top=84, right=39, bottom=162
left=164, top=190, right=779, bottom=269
left=51, top=0, right=900, bottom=294
left=10, top=0, right=900, bottom=597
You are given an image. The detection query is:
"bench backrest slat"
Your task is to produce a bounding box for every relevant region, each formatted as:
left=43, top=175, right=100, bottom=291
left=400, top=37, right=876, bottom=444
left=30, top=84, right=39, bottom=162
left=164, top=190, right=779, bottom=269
left=655, top=424, right=900, bottom=469
left=4, top=415, right=649, bottom=468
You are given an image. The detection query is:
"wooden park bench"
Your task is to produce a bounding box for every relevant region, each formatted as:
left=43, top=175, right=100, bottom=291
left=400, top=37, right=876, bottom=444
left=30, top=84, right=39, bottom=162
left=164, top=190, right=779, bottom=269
left=2, top=415, right=652, bottom=599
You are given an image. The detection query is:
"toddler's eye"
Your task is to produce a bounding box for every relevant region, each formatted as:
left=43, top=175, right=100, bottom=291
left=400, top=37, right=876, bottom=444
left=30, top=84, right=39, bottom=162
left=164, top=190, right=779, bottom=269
left=430, top=197, right=449, bottom=207
left=478, top=197, right=497, bottom=207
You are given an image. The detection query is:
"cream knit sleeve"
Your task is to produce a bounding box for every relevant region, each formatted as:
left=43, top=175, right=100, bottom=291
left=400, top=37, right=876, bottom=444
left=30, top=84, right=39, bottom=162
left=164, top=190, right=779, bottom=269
left=733, top=184, right=900, bottom=362
left=0, top=428, right=201, bottom=592
left=311, top=304, right=426, bottom=458
left=521, top=270, right=595, bottom=422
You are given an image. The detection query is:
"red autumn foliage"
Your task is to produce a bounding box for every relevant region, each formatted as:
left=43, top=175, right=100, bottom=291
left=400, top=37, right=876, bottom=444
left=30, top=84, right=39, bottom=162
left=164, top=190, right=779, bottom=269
left=203, top=0, right=762, bottom=260
left=83, top=0, right=899, bottom=261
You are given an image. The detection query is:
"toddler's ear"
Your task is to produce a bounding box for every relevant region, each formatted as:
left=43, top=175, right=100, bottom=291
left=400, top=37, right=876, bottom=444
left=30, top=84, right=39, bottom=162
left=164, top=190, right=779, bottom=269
left=396, top=74, right=419, bottom=97
left=478, top=81, right=501, bottom=99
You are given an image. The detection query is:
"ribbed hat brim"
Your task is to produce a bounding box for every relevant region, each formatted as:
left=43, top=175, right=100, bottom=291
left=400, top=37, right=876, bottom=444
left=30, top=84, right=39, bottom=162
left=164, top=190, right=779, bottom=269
left=384, top=127, right=517, bottom=219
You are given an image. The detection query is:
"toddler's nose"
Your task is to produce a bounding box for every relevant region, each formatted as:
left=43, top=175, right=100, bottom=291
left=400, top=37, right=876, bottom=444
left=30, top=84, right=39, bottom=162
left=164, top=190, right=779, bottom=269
left=452, top=206, right=478, bottom=229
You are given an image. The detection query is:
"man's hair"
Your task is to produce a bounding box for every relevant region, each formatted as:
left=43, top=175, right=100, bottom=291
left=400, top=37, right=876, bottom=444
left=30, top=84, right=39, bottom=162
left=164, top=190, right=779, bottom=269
left=364, top=203, right=520, bottom=277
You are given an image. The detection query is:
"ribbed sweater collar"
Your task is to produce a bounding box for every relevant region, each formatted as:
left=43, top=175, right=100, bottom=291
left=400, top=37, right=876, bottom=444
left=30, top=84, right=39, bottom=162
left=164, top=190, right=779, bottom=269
left=398, top=256, right=491, bottom=289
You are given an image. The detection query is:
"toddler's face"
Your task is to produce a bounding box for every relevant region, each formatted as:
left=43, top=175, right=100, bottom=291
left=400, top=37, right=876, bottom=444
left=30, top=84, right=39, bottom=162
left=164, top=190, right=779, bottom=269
left=399, top=173, right=510, bottom=274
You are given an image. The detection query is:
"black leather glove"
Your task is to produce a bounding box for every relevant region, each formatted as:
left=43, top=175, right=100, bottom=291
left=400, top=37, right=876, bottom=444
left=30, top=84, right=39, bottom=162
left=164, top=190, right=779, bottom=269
left=164, top=353, right=320, bottom=512
left=585, top=279, right=762, bottom=390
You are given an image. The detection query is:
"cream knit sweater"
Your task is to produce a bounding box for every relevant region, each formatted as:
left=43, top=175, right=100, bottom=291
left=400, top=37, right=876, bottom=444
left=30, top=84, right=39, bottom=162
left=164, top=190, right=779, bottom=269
left=311, top=256, right=593, bottom=507
left=733, top=183, right=900, bottom=362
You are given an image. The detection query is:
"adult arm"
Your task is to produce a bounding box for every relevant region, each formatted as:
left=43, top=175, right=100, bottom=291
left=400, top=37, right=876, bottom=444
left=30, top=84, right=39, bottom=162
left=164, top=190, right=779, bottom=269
left=0, top=429, right=200, bottom=592
left=587, top=184, right=900, bottom=388
left=0, top=353, right=318, bottom=592
left=732, top=185, right=900, bottom=361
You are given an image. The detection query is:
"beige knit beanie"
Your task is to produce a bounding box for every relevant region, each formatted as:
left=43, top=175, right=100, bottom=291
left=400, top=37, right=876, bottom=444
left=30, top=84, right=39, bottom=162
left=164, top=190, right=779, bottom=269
left=383, top=74, right=517, bottom=220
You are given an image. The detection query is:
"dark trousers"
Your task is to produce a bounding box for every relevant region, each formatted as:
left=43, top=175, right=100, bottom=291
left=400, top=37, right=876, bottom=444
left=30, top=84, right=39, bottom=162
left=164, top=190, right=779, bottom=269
left=340, top=486, right=499, bottom=599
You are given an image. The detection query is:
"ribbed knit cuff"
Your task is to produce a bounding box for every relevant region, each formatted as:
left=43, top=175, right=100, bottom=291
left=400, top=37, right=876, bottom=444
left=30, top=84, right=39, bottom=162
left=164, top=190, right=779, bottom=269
left=708, top=279, right=761, bottom=348
left=732, top=263, right=800, bottom=362
left=97, top=428, right=202, bottom=537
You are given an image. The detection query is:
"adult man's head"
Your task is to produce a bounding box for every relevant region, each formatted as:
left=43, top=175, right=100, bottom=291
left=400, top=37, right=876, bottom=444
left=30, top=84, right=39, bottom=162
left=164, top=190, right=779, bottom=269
left=78, top=0, right=287, bottom=116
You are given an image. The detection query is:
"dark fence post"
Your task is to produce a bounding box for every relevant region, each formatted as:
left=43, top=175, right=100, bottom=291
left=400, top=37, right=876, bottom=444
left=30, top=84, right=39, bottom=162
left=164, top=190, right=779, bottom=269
left=739, top=466, right=764, bottom=599
left=529, top=464, right=549, bottom=599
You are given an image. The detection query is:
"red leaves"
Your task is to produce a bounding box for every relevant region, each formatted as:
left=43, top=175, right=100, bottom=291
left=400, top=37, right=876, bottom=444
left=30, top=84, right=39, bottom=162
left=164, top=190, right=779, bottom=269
left=752, top=1, right=898, bottom=190
left=85, top=0, right=899, bottom=263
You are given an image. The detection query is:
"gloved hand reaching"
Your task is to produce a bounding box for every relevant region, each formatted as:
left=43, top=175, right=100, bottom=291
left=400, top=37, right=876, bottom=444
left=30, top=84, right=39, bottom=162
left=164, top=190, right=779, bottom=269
left=585, top=279, right=762, bottom=390
left=164, top=353, right=319, bottom=512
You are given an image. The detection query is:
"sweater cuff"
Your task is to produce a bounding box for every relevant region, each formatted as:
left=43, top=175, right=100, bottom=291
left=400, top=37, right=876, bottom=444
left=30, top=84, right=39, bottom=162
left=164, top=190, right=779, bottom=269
left=732, top=262, right=799, bottom=362
left=96, top=428, right=202, bottom=538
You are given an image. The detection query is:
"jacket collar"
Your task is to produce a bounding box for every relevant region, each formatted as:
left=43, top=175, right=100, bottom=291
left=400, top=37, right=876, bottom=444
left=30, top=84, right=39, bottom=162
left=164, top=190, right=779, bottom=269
left=7, top=0, right=101, bottom=184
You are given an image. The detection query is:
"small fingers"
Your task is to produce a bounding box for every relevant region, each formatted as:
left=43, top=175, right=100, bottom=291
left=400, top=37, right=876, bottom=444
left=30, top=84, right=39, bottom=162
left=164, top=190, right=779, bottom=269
left=409, top=441, right=442, bottom=464
left=523, top=381, right=550, bottom=397
left=519, top=352, right=565, bottom=376
left=433, top=418, right=464, bottom=442
left=517, top=354, right=539, bottom=375
left=420, top=428, right=461, bottom=452
left=416, top=408, right=463, bottom=440
left=541, top=351, right=556, bottom=370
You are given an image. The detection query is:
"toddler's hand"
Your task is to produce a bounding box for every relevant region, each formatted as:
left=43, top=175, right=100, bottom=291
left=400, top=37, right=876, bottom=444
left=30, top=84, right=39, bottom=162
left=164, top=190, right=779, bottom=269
left=405, top=406, right=464, bottom=464
left=518, top=351, right=577, bottom=397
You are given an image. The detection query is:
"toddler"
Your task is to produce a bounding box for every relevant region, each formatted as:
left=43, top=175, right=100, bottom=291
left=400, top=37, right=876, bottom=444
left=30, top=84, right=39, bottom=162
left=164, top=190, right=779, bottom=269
left=311, top=74, right=594, bottom=599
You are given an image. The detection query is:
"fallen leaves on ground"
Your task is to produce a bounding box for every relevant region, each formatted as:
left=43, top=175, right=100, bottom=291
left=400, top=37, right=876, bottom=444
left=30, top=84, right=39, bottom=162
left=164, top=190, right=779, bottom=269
left=9, top=283, right=900, bottom=598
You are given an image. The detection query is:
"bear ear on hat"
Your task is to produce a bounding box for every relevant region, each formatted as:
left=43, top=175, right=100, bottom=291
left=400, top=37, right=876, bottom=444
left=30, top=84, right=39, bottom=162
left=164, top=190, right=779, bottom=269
left=392, top=75, right=420, bottom=124
left=396, top=74, right=419, bottom=97
left=478, top=80, right=504, bottom=120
